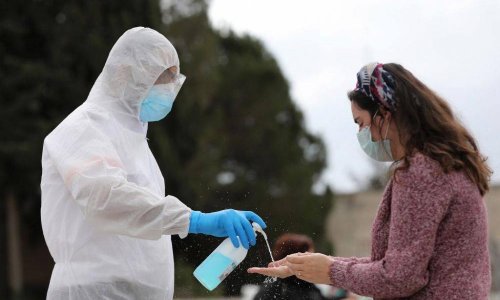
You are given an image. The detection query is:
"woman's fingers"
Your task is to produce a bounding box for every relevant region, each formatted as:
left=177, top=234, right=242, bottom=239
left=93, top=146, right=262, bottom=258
left=287, top=263, right=306, bottom=274
left=268, top=258, right=287, bottom=267
left=267, top=252, right=310, bottom=268
left=286, top=254, right=307, bottom=264
left=247, top=267, right=276, bottom=276
left=247, top=266, right=293, bottom=278
left=285, top=255, right=308, bottom=274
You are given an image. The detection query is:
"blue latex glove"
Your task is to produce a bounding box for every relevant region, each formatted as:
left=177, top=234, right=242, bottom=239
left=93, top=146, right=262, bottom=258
left=188, top=209, right=267, bottom=249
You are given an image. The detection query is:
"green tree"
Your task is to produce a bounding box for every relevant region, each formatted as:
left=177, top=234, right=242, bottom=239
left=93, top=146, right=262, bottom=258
left=155, top=4, right=333, bottom=294
left=0, top=0, right=333, bottom=297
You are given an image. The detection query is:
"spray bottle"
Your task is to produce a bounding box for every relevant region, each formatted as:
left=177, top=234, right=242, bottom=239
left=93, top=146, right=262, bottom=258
left=193, top=223, right=265, bottom=291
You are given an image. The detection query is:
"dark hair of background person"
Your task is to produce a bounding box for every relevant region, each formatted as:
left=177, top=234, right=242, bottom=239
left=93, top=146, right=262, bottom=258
left=347, top=63, right=492, bottom=196
left=273, top=233, right=314, bottom=260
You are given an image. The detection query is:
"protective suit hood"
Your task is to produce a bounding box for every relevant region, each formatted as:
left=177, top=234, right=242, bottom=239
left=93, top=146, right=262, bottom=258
left=86, top=27, right=180, bottom=131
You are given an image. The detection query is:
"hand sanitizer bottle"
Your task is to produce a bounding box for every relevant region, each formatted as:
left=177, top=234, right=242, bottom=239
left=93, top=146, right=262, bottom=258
left=193, top=223, right=263, bottom=291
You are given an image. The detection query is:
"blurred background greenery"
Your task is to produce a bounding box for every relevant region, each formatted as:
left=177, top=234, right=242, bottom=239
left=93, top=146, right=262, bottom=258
left=0, top=0, right=334, bottom=298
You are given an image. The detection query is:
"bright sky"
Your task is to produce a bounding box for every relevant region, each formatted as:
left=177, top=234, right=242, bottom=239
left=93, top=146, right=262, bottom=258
left=208, top=0, right=500, bottom=193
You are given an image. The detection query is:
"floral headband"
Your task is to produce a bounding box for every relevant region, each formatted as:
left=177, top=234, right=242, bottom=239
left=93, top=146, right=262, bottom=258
left=355, top=63, right=397, bottom=111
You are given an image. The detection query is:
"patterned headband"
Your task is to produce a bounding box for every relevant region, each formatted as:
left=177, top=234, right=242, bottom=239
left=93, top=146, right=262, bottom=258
left=355, top=63, right=397, bottom=111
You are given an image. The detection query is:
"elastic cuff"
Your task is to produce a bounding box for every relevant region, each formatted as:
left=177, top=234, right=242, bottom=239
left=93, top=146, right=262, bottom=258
left=329, top=259, right=349, bottom=287
left=161, top=195, right=192, bottom=237
left=188, top=210, right=202, bottom=234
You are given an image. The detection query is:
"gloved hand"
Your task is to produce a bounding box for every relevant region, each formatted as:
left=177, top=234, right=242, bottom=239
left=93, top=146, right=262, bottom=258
left=188, top=209, right=267, bottom=249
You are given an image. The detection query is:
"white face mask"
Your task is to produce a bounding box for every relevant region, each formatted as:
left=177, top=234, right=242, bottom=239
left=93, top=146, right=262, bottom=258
left=356, top=112, right=394, bottom=162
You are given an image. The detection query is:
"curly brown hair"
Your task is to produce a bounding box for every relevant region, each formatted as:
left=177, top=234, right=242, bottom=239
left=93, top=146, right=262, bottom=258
left=348, top=63, right=492, bottom=196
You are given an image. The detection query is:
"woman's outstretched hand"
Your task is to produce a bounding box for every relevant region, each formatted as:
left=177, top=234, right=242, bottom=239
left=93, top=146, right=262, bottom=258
left=285, top=252, right=335, bottom=284
left=248, top=256, right=290, bottom=278
left=247, top=252, right=334, bottom=284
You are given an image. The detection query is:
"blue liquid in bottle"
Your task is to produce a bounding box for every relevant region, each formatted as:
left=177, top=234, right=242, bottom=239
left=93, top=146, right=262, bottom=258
left=193, top=252, right=235, bottom=291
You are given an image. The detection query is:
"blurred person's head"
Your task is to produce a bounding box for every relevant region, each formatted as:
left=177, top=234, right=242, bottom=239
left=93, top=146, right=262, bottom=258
left=349, top=62, right=491, bottom=195
left=272, top=233, right=314, bottom=260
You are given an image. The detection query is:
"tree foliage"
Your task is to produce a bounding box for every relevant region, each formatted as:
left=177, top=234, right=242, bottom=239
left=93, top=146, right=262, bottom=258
left=0, top=0, right=333, bottom=296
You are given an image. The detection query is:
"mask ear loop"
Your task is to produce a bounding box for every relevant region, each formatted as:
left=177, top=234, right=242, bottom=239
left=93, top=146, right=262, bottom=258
left=372, top=109, right=379, bottom=123
left=383, top=117, right=390, bottom=139
left=368, top=109, right=380, bottom=133
left=374, top=108, right=392, bottom=159
left=382, top=115, right=392, bottom=159
left=373, top=108, right=390, bottom=140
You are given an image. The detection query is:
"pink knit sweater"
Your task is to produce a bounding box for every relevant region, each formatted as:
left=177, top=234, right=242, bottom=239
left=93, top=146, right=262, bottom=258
left=329, top=153, right=491, bottom=299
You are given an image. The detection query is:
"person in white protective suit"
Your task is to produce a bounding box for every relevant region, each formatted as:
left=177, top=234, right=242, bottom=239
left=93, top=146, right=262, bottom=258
left=40, top=27, right=267, bottom=300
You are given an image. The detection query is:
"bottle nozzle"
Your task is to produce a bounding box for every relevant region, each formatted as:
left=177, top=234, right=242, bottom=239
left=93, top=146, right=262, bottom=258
left=252, top=222, right=263, bottom=233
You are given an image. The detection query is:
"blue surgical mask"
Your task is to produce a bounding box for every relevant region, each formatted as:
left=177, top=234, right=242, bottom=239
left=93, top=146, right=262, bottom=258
left=356, top=113, right=394, bottom=162
left=139, top=84, right=176, bottom=122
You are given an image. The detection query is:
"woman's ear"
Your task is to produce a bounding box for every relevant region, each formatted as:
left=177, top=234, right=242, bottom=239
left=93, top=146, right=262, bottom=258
left=378, top=107, right=392, bottom=123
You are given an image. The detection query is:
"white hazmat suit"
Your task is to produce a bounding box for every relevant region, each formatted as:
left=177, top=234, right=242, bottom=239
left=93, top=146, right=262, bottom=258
left=41, top=27, right=191, bottom=299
